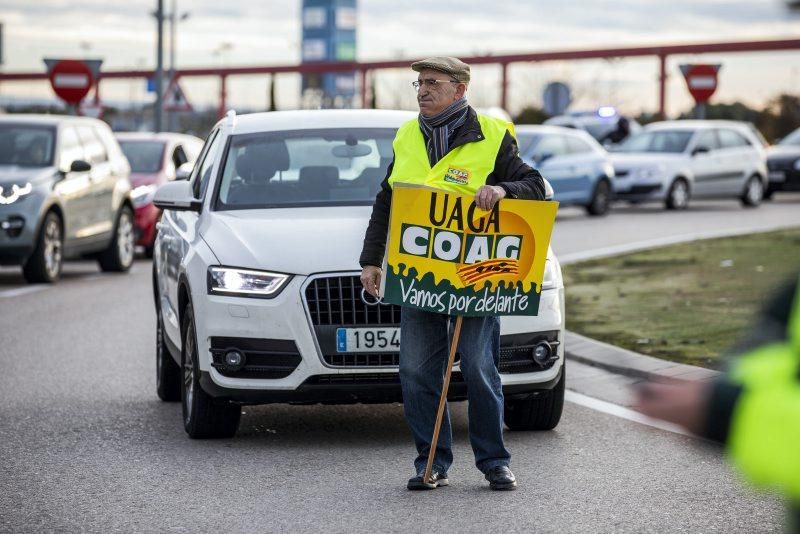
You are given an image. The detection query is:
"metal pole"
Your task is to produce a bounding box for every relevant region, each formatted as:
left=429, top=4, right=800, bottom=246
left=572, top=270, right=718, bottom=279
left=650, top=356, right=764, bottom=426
left=658, top=53, right=667, bottom=119
left=168, top=0, right=176, bottom=131
left=154, top=0, right=164, bottom=132
left=500, top=62, right=508, bottom=111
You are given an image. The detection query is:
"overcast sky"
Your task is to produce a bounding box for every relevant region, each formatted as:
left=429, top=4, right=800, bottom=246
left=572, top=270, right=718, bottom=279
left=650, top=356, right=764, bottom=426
left=2, top=0, right=800, bottom=115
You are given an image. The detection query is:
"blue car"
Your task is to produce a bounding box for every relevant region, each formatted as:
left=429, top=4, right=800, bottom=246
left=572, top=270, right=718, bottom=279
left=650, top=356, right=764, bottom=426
left=516, top=125, right=615, bottom=216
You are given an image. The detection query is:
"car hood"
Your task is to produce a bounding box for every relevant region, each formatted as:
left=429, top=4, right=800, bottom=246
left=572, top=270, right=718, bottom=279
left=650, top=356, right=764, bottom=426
left=0, top=165, right=57, bottom=187
left=767, top=145, right=800, bottom=161
left=202, top=207, right=374, bottom=275
left=609, top=152, right=684, bottom=169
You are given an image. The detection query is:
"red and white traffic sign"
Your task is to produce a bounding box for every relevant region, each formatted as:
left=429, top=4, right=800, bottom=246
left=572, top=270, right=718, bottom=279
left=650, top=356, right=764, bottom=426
left=44, top=59, right=104, bottom=106
left=679, top=64, right=722, bottom=104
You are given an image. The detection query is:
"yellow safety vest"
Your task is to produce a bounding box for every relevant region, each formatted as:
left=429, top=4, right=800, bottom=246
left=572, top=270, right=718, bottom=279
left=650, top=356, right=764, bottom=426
left=387, top=114, right=514, bottom=195
left=726, top=276, right=800, bottom=500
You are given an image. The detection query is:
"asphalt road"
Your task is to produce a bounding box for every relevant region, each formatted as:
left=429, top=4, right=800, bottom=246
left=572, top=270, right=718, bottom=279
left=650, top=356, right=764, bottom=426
left=1, top=196, right=798, bottom=532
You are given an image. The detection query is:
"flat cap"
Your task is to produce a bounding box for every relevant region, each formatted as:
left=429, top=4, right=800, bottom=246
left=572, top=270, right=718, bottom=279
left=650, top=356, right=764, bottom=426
left=411, top=56, right=470, bottom=83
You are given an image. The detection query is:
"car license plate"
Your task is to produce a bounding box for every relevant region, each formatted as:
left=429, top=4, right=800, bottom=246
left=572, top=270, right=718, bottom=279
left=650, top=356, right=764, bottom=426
left=336, top=327, right=400, bottom=353
left=768, top=170, right=786, bottom=182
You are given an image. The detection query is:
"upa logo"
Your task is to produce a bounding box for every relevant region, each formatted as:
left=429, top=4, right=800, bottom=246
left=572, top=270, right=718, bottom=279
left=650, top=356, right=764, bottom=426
left=443, top=167, right=470, bottom=186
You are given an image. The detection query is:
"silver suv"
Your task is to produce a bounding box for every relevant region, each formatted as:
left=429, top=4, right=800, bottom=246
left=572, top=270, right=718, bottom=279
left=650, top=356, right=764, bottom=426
left=0, top=115, right=134, bottom=282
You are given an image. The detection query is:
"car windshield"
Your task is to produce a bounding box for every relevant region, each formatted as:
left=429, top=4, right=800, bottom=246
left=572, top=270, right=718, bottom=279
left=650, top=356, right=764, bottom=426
left=215, top=128, right=396, bottom=209
left=118, top=140, right=165, bottom=173
left=515, top=133, right=541, bottom=156
left=0, top=124, right=56, bottom=167
left=779, top=128, right=800, bottom=146
left=613, top=130, right=693, bottom=153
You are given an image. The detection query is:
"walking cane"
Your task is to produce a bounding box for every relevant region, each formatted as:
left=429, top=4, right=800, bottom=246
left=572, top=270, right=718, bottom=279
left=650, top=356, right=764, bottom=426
left=423, top=315, right=463, bottom=485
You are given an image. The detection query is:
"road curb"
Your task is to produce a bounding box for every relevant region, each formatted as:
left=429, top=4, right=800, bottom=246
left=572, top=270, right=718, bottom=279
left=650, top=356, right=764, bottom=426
left=565, top=330, right=720, bottom=382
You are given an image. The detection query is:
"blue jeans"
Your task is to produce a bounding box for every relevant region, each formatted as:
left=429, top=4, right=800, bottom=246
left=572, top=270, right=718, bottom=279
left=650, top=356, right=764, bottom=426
left=399, top=306, right=510, bottom=474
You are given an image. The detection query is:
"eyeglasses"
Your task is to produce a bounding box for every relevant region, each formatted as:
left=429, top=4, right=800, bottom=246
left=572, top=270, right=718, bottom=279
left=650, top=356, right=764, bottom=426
left=412, top=78, right=460, bottom=91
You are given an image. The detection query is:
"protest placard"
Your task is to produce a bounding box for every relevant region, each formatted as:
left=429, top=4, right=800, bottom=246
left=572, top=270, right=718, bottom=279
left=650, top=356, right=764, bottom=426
left=381, top=184, right=558, bottom=317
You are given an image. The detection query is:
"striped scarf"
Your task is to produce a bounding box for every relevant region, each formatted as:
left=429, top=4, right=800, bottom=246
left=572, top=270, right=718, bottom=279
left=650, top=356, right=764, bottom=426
left=418, top=98, right=470, bottom=166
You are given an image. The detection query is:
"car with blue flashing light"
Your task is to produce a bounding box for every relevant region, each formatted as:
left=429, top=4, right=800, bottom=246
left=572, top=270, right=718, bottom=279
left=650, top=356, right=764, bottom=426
left=544, top=107, right=642, bottom=147
left=151, top=109, right=566, bottom=439
left=609, top=120, right=768, bottom=210
left=0, top=115, right=135, bottom=283
left=516, top=124, right=615, bottom=216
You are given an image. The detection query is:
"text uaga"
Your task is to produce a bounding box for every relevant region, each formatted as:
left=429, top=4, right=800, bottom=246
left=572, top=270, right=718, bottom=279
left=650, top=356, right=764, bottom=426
left=400, top=192, right=522, bottom=265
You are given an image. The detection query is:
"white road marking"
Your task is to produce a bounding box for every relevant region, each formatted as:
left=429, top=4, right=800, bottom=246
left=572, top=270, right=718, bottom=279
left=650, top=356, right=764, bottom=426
left=0, top=286, right=48, bottom=299
left=565, top=390, right=694, bottom=438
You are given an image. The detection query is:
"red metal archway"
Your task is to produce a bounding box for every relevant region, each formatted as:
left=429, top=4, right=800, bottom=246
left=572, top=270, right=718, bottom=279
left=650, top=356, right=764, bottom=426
left=2, top=38, right=799, bottom=119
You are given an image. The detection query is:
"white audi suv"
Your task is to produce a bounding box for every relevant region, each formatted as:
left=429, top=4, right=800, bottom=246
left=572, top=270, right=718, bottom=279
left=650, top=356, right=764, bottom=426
left=152, top=110, right=565, bottom=439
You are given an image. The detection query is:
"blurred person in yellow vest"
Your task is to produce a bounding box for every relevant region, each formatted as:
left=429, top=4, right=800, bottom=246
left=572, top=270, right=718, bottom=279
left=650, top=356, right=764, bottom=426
left=637, top=275, right=800, bottom=531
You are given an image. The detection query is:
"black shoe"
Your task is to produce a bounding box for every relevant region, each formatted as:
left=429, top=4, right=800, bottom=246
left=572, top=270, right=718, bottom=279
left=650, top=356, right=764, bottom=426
left=485, top=466, right=517, bottom=491
left=407, top=470, right=449, bottom=490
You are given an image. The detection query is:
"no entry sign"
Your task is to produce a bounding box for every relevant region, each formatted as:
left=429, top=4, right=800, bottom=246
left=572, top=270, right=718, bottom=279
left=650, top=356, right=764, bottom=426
left=679, top=64, right=722, bottom=104
left=44, top=58, right=103, bottom=106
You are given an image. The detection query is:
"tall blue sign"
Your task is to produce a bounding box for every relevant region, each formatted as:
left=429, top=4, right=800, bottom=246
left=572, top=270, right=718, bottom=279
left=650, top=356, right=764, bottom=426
left=301, top=0, right=357, bottom=108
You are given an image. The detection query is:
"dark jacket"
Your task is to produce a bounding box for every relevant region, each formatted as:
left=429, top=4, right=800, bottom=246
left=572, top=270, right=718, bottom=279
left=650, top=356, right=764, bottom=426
left=359, top=108, right=546, bottom=268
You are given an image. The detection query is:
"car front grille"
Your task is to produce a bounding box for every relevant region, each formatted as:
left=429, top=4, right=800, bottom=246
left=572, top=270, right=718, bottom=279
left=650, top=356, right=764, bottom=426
left=210, top=337, right=302, bottom=379
left=305, top=275, right=401, bottom=326
left=305, top=275, right=559, bottom=373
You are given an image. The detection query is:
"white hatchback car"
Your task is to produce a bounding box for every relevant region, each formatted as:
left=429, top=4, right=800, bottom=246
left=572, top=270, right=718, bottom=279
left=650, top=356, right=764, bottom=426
left=610, top=120, right=767, bottom=210
left=152, top=110, right=565, bottom=439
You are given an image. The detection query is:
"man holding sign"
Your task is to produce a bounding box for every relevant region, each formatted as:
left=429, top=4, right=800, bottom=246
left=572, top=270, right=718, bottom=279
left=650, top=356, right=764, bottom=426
left=359, top=57, right=548, bottom=491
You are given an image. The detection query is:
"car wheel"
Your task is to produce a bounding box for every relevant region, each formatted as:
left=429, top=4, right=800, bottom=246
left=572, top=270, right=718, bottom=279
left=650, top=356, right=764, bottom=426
left=156, top=309, right=181, bottom=402
left=665, top=178, right=690, bottom=210
left=22, top=211, right=63, bottom=284
left=585, top=179, right=611, bottom=216
left=181, top=303, right=241, bottom=439
left=763, top=187, right=775, bottom=201
left=144, top=245, right=155, bottom=259
left=741, top=175, right=764, bottom=207
left=98, top=206, right=135, bottom=272
left=503, top=363, right=565, bottom=431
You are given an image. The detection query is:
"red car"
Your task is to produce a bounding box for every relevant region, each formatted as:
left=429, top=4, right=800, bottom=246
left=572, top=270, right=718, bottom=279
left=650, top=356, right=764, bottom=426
left=116, top=132, right=203, bottom=256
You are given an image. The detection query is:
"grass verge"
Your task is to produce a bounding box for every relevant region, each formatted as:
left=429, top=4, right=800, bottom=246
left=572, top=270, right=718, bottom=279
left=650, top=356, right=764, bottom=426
left=562, top=227, right=800, bottom=369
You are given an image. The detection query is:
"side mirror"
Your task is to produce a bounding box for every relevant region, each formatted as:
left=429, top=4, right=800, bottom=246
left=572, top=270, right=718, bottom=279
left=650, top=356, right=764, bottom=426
left=70, top=160, right=92, bottom=173
left=175, top=162, right=193, bottom=181
left=536, top=152, right=554, bottom=164
left=153, top=180, right=201, bottom=212
left=692, top=146, right=710, bottom=156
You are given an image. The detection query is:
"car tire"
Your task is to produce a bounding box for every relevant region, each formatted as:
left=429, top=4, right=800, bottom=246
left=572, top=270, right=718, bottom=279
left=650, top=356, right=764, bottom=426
left=144, top=245, right=155, bottom=259
left=585, top=179, right=611, bottom=216
left=665, top=178, right=690, bottom=210
left=181, top=303, right=241, bottom=439
left=22, top=211, right=63, bottom=284
left=503, top=363, right=565, bottom=431
left=156, top=309, right=181, bottom=402
left=763, top=187, right=775, bottom=201
left=98, top=205, right=135, bottom=272
left=740, top=175, right=764, bottom=207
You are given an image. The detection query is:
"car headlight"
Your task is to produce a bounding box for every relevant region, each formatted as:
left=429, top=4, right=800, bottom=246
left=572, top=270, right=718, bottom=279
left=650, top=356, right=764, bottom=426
left=0, top=183, right=33, bottom=205
left=631, top=165, right=665, bottom=181
left=207, top=266, right=291, bottom=298
left=131, top=184, right=158, bottom=208
left=793, top=159, right=800, bottom=171
left=541, top=258, right=561, bottom=290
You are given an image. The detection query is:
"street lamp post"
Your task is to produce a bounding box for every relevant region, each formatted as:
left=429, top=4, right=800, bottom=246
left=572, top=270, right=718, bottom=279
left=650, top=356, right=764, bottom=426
left=154, top=0, right=164, bottom=132
left=168, top=0, right=190, bottom=131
